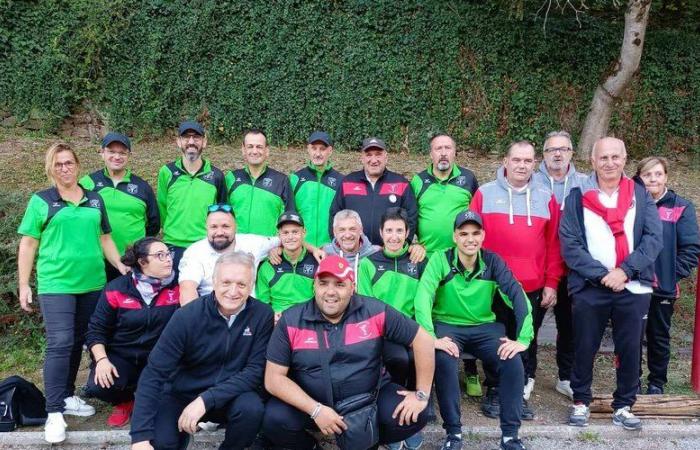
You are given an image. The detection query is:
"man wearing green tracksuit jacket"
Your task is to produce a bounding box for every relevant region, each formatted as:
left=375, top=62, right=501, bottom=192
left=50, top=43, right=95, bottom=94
left=226, top=129, right=294, bottom=237
left=289, top=131, right=343, bottom=247
left=410, top=133, right=478, bottom=253
left=414, top=210, right=533, bottom=450
left=157, top=121, right=227, bottom=275
left=357, top=207, right=426, bottom=450
left=256, top=212, right=318, bottom=322
left=80, top=132, right=160, bottom=281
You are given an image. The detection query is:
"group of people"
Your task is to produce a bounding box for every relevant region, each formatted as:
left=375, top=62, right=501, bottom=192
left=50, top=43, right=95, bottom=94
left=16, top=121, right=700, bottom=450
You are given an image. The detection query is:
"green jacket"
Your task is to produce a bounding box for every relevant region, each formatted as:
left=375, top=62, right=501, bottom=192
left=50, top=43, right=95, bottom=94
left=226, top=165, right=293, bottom=237
left=289, top=163, right=343, bottom=246
left=410, top=164, right=478, bottom=252
left=157, top=158, right=227, bottom=247
left=256, top=248, right=318, bottom=313
left=357, top=245, right=426, bottom=318
left=414, top=248, right=533, bottom=346
left=80, top=169, right=159, bottom=254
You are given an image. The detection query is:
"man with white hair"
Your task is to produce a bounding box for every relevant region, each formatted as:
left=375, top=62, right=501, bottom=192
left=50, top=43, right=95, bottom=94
left=130, top=251, right=274, bottom=450
left=322, top=209, right=380, bottom=274
left=560, top=137, right=662, bottom=430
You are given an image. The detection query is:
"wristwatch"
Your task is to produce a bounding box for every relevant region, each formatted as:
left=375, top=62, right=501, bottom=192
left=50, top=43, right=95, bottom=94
left=415, top=390, right=429, bottom=401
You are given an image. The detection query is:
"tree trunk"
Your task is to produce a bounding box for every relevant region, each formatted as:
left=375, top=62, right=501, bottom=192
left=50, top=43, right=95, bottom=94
left=578, top=0, right=651, bottom=157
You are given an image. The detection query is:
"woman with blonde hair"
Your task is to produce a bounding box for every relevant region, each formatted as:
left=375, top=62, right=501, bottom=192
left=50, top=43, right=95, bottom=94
left=635, top=156, right=700, bottom=394
left=17, top=142, right=127, bottom=443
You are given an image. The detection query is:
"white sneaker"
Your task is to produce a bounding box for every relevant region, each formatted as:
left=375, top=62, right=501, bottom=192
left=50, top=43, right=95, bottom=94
left=523, top=377, right=535, bottom=400
left=197, top=421, right=219, bottom=431
left=45, top=412, right=67, bottom=443
left=63, top=395, right=95, bottom=416
left=556, top=379, right=574, bottom=400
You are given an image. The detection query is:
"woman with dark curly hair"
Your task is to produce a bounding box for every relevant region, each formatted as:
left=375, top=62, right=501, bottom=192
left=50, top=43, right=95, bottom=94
left=85, top=237, right=180, bottom=427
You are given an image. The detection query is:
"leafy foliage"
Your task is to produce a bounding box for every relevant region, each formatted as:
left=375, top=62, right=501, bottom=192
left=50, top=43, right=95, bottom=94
left=0, top=0, right=698, bottom=155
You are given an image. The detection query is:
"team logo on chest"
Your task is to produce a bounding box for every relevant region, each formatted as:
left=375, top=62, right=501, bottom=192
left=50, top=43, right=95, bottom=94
left=327, top=177, right=337, bottom=187
left=127, top=183, right=138, bottom=194
left=389, top=194, right=397, bottom=203
left=89, top=199, right=100, bottom=208
left=96, top=181, right=104, bottom=187
left=455, top=176, right=466, bottom=186
left=377, top=264, right=386, bottom=271
left=406, top=263, right=418, bottom=276
left=302, top=264, right=315, bottom=275
left=52, top=202, right=61, bottom=208
left=262, top=177, right=273, bottom=188
left=201, top=172, right=213, bottom=181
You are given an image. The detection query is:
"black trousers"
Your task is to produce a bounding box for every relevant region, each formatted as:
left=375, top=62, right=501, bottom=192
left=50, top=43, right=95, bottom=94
left=382, top=341, right=415, bottom=389
left=84, top=352, right=145, bottom=405
left=169, top=245, right=188, bottom=283
left=521, top=290, right=545, bottom=381
left=570, top=285, right=650, bottom=408
left=262, top=382, right=428, bottom=450
left=553, top=277, right=574, bottom=381
left=640, top=295, right=676, bottom=388
left=434, top=321, right=523, bottom=437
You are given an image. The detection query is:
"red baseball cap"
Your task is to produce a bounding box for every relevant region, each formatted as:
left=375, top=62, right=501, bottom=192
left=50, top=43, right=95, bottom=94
left=315, top=255, right=355, bottom=283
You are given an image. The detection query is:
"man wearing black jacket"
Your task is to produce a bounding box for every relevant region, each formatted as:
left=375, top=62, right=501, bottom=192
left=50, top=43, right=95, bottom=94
left=130, top=251, right=274, bottom=450
left=329, top=137, right=418, bottom=246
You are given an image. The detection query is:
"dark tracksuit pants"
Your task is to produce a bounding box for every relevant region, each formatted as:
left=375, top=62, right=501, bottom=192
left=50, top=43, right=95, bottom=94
left=39, top=291, right=101, bottom=413
left=522, top=290, right=545, bottom=381
left=553, top=277, right=574, bottom=381
left=152, top=391, right=264, bottom=450
left=434, top=322, right=523, bottom=438
left=640, top=295, right=676, bottom=388
left=571, top=285, right=650, bottom=408
left=84, top=352, right=145, bottom=405
left=262, top=382, right=429, bottom=450
left=382, top=341, right=416, bottom=389
left=170, top=245, right=187, bottom=282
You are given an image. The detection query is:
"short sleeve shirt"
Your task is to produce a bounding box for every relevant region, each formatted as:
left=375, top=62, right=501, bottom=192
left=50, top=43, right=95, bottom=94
left=178, top=234, right=280, bottom=296
left=17, top=187, right=111, bottom=294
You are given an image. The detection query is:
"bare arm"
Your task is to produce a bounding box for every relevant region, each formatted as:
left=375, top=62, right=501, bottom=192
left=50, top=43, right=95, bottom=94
left=411, top=327, right=435, bottom=394
left=178, top=280, right=200, bottom=306
left=100, top=234, right=128, bottom=274
left=17, top=236, right=38, bottom=312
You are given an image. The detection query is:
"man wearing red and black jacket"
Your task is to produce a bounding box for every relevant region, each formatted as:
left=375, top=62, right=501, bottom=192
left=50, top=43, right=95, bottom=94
left=469, top=140, right=564, bottom=413
left=130, top=252, right=274, bottom=450
left=262, top=255, right=434, bottom=450
left=329, top=137, right=418, bottom=246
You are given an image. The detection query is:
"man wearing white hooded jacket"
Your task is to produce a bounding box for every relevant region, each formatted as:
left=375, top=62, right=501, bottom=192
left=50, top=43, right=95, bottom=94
left=469, top=141, right=564, bottom=417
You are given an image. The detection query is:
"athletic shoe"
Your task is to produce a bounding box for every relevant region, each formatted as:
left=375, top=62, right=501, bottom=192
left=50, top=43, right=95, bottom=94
left=501, top=437, right=528, bottom=450
left=568, top=403, right=590, bottom=427
left=44, top=412, right=67, bottom=444
left=440, top=434, right=462, bottom=450
left=386, top=442, right=403, bottom=450
left=106, top=400, right=134, bottom=427
left=197, top=421, right=219, bottom=431
left=612, top=406, right=642, bottom=430
left=555, top=379, right=574, bottom=400
left=646, top=384, right=664, bottom=395
left=404, top=431, right=424, bottom=450
left=480, top=387, right=499, bottom=418
left=63, top=395, right=95, bottom=416
left=521, top=399, right=535, bottom=421
left=464, top=374, right=482, bottom=397
left=523, top=377, right=535, bottom=400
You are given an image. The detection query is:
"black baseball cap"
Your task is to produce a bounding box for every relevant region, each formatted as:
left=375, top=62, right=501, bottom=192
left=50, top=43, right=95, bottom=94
left=101, top=132, right=131, bottom=151
left=454, top=210, right=483, bottom=230
left=360, top=137, right=386, bottom=152
left=178, top=120, right=205, bottom=136
left=277, top=211, right=304, bottom=228
left=308, top=131, right=333, bottom=146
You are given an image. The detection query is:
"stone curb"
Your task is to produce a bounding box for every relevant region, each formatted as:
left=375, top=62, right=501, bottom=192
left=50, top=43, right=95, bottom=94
left=2, top=423, right=700, bottom=446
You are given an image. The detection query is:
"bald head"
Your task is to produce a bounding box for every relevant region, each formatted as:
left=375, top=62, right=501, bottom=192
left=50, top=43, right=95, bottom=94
left=591, top=137, right=626, bottom=159
left=590, top=137, right=627, bottom=185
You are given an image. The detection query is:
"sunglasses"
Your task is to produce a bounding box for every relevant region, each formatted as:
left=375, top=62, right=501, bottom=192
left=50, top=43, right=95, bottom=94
left=208, top=204, right=234, bottom=215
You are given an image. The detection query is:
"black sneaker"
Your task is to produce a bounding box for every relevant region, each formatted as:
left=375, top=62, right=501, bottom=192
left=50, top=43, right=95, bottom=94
left=480, top=387, right=499, bottom=418
left=440, top=434, right=462, bottom=450
left=646, top=384, right=664, bottom=395
left=501, top=437, right=528, bottom=450
left=521, top=399, right=535, bottom=421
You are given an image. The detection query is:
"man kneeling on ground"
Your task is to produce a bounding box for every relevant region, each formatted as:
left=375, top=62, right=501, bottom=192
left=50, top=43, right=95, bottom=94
left=414, top=210, right=533, bottom=450
left=129, top=251, right=274, bottom=450
left=262, top=254, right=435, bottom=449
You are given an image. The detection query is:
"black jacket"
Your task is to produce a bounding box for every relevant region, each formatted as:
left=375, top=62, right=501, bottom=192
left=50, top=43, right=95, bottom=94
left=559, top=181, right=663, bottom=295
left=266, top=295, right=419, bottom=405
left=645, top=188, right=700, bottom=298
left=330, top=169, right=418, bottom=245
left=130, top=294, right=274, bottom=443
left=85, top=274, right=179, bottom=365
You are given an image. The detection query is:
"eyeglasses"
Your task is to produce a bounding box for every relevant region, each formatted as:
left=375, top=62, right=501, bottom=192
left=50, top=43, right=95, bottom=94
left=148, top=250, right=175, bottom=261
left=544, top=146, right=573, bottom=154
left=208, top=204, right=234, bottom=215
left=53, top=161, right=76, bottom=170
